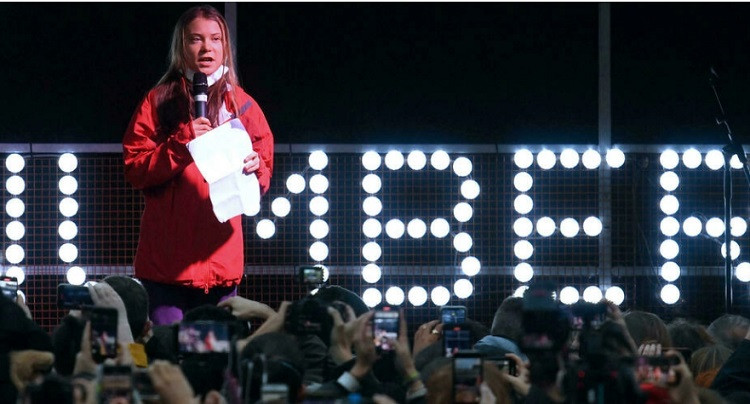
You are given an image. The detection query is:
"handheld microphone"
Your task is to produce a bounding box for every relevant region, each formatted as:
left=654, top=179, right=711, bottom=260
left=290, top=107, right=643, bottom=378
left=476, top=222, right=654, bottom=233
left=192, top=72, right=208, bottom=118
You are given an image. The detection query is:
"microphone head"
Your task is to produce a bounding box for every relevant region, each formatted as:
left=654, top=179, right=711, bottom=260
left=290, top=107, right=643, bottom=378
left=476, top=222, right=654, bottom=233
left=192, top=72, right=208, bottom=94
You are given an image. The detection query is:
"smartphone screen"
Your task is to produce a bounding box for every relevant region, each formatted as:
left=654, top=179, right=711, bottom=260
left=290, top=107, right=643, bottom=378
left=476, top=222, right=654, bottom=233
left=89, top=307, right=119, bottom=363
left=0, top=277, right=18, bottom=300
left=444, top=326, right=472, bottom=357
left=453, top=354, right=483, bottom=403
left=178, top=321, right=231, bottom=354
left=373, top=308, right=399, bottom=351
left=487, top=358, right=517, bottom=377
left=298, top=265, right=324, bottom=284
left=441, top=306, right=466, bottom=326
left=99, top=365, right=133, bottom=404
left=58, top=283, right=94, bottom=309
left=635, top=356, right=678, bottom=387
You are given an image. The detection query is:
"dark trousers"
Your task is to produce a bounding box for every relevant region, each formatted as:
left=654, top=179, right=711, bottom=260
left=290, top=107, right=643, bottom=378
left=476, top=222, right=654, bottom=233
left=141, top=279, right=237, bottom=325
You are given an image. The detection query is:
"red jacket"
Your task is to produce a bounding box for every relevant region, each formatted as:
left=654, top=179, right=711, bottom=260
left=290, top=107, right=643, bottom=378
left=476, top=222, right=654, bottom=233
left=122, top=84, right=274, bottom=291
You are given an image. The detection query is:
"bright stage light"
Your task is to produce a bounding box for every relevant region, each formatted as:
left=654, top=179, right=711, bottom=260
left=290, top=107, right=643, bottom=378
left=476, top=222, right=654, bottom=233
left=431, top=150, right=451, bottom=170
left=659, top=195, right=679, bottom=215
left=362, top=242, right=382, bottom=262
left=514, top=194, right=533, bottom=215
left=660, top=217, right=680, bottom=237
left=605, top=148, right=625, bottom=168
left=605, top=286, right=625, bottom=305
left=453, top=202, right=473, bottom=222
left=659, top=172, right=679, bottom=192
left=362, top=218, right=382, bottom=238
left=362, top=264, right=382, bottom=283
left=271, top=197, right=291, bottom=218
left=660, top=150, right=679, bottom=170
left=59, top=197, right=79, bottom=218
left=430, top=286, right=451, bottom=306
left=66, top=266, right=86, bottom=285
left=384, top=150, right=404, bottom=170
left=453, top=157, right=472, bottom=177
left=659, top=239, right=679, bottom=260
left=721, top=241, right=740, bottom=260
left=407, top=151, right=427, bottom=170
left=286, top=174, right=305, bottom=194
left=514, top=149, right=533, bottom=169
left=537, top=149, right=556, bottom=170
left=308, top=151, right=328, bottom=170
left=5, top=244, right=24, bottom=264
left=736, top=262, right=750, bottom=282
left=5, top=154, right=24, bottom=173
left=559, top=286, right=579, bottom=305
left=582, top=149, right=602, bottom=169
left=407, top=218, right=427, bottom=239
left=5, top=221, right=24, bottom=241
left=461, top=180, right=480, bottom=200
left=705, top=150, right=724, bottom=170
left=309, top=196, right=329, bottom=216
left=59, top=243, right=78, bottom=263
left=682, top=217, right=702, bottom=237
left=730, top=155, right=743, bottom=169
left=6, top=176, right=25, bottom=195
left=5, top=266, right=25, bottom=285
left=408, top=287, right=428, bottom=306
left=559, top=218, right=580, bottom=238
left=385, top=286, right=405, bottom=305
left=513, top=172, right=533, bottom=192
left=513, top=217, right=533, bottom=238
left=362, top=288, right=382, bottom=307
left=58, top=153, right=78, bottom=172
left=660, top=284, right=680, bottom=304
left=256, top=219, right=275, bottom=239
left=583, top=286, right=603, bottom=303
left=560, top=148, right=579, bottom=168
left=453, top=279, right=473, bottom=299
left=362, top=196, right=382, bottom=216
left=514, top=240, right=533, bottom=260
left=6, top=198, right=24, bottom=218
left=731, top=217, right=747, bottom=237
left=310, top=219, right=329, bottom=239
left=385, top=219, right=405, bottom=239
left=309, top=174, right=329, bottom=194
left=583, top=216, right=602, bottom=236
left=536, top=217, right=556, bottom=237
left=309, top=241, right=329, bottom=261
left=453, top=232, right=473, bottom=253
left=362, top=174, right=382, bottom=194
left=514, top=263, right=533, bottom=283
left=682, top=148, right=702, bottom=169
left=705, top=218, right=725, bottom=238
left=660, top=261, right=680, bottom=282
left=362, top=151, right=382, bottom=170
left=513, top=285, right=529, bottom=297
left=430, top=218, right=450, bottom=238
left=461, top=256, right=481, bottom=276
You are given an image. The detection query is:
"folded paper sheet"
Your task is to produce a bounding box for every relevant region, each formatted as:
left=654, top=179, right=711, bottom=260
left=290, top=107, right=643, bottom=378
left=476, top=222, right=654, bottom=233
left=186, top=118, right=260, bottom=222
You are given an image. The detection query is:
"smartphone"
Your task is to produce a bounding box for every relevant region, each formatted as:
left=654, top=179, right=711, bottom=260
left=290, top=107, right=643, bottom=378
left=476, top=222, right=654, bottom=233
left=89, top=307, right=119, bottom=363
left=443, top=325, right=472, bottom=358
left=98, top=365, right=133, bottom=404
left=58, top=283, right=94, bottom=309
left=373, top=306, right=399, bottom=352
left=441, top=305, right=467, bottom=326
left=0, top=276, right=18, bottom=300
left=298, top=265, right=325, bottom=284
left=634, top=356, right=680, bottom=387
left=452, top=352, right=483, bottom=403
left=178, top=321, right=231, bottom=354
left=261, top=383, right=289, bottom=402
left=487, top=357, right=517, bottom=377
left=133, top=369, right=159, bottom=403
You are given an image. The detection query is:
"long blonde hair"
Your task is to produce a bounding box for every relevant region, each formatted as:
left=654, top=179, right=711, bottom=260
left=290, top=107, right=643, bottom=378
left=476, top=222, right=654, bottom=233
left=154, top=5, right=240, bottom=131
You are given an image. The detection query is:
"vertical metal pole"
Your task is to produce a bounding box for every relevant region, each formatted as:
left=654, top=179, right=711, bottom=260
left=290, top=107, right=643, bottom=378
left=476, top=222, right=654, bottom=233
left=225, top=2, right=238, bottom=61
left=598, top=3, right=613, bottom=290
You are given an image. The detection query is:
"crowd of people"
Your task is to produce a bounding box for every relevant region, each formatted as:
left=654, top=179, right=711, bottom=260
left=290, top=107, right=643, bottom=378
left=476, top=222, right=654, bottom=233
left=1, top=275, right=750, bottom=404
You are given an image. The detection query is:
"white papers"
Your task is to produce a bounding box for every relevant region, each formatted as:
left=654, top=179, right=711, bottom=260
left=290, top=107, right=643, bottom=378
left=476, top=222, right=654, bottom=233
left=187, top=119, right=260, bottom=223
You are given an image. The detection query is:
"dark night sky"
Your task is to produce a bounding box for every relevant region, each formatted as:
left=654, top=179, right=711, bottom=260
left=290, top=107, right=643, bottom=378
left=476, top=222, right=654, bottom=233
left=3, top=2, right=750, bottom=146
